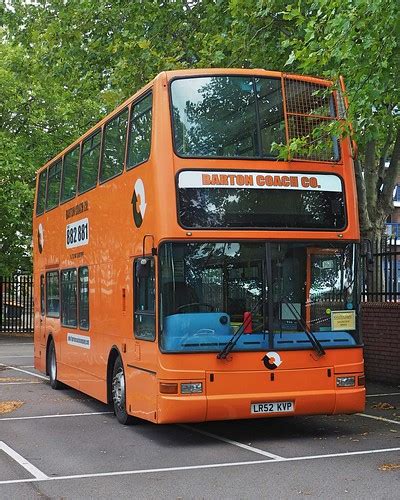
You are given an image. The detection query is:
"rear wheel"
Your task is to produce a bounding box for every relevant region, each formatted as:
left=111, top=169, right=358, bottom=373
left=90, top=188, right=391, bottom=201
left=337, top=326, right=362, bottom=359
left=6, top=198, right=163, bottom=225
left=47, top=340, right=63, bottom=390
left=112, top=357, right=136, bottom=425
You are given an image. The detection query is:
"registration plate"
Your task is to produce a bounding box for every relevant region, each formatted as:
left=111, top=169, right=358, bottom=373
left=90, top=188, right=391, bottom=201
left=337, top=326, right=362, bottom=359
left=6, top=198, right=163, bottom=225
left=251, top=401, right=294, bottom=414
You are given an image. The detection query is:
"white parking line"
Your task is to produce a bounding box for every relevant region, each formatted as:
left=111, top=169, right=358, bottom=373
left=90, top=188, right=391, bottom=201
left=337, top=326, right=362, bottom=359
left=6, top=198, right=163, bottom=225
left=0, top=446, right=399, bottom=486
left=0, top=411, right=113, bottom=422
left=0, top=441, right=48, bottom=480
left=0, top=381, right=41, bottom=385
left=0, top=343, right=33, bottom=346
left=366, top=392, right=400, bottom=398
left=356, top=413, right=400, bottom=425
left=0, top=355, right=33, bottom=358
left=0, top=363, right=48, bottom=380
left=180, top=424, right=284, bottom=460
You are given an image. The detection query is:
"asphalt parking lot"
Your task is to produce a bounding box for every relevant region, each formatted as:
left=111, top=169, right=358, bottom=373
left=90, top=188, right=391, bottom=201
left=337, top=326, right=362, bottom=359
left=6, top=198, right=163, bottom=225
left=1, top=334, right=399, bottom=499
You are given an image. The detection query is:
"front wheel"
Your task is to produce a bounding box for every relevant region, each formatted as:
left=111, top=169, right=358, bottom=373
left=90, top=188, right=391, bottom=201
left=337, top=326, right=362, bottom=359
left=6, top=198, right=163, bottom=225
left=112, top=357, right=136, bottom=425
left=47, top=339, right=64, bottom=390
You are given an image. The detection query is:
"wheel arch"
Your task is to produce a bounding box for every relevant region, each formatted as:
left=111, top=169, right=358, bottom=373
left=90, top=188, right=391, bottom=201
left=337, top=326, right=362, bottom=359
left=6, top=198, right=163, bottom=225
left=107, top=346, right=123, bottom=405
left=45, top=333, right=54, bottom=376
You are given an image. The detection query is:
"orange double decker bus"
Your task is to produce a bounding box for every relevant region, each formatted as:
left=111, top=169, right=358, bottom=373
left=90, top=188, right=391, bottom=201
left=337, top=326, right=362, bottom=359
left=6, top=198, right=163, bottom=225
left=33, top=69, right=365, bottom=424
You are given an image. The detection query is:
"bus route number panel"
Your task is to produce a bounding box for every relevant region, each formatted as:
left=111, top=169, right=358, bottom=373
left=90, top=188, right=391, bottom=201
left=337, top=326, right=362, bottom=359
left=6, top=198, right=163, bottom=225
left=250, top=401, right=295, bottom=414
left=66, top=218, right=89, bottom=249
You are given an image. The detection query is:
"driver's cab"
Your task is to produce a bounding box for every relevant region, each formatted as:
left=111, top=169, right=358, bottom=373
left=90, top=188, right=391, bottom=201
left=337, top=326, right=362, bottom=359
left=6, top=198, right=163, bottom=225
left=156, top=241, right=358, bottom=354
left=158, top=242, right=266, bottom=353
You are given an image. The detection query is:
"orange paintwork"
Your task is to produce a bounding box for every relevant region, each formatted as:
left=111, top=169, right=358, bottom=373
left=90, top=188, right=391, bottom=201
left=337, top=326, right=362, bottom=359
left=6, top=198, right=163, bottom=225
left=33, top=69, right=365, bottom=423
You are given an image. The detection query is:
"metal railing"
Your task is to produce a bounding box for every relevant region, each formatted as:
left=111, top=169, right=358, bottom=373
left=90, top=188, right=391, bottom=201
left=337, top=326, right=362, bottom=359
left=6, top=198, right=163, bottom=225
left=361, top=238, right=400, bottom=302
left=0, top=275, right=34, bottom=332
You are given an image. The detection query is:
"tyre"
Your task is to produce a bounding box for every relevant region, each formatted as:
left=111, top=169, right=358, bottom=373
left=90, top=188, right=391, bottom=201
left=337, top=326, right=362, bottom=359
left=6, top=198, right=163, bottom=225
left=112, top=356, right=136, bottom=425
left=47, top=339, right=64, bottom=390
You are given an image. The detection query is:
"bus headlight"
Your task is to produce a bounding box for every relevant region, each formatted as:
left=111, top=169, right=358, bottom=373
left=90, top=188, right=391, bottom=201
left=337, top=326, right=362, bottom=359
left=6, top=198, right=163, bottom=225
left=181, top=382, right=203, bottom=394
left=336, top=376, right=355, bottom=387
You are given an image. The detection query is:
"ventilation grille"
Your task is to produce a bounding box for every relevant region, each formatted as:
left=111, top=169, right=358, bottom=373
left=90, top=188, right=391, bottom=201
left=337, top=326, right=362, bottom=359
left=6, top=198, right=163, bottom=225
left=284, top=78, right=340, bottom=162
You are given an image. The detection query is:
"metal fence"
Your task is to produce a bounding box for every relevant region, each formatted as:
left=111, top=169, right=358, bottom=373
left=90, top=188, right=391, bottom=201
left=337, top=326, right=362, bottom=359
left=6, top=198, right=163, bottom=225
left=361, top=238, right=400, bottom=302
left=0, top=275, right=34, bottom=332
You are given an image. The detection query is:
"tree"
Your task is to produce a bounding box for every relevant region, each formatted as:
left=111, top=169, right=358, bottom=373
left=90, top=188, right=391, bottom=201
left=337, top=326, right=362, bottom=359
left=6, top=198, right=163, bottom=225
left=219, top=0, right=400, bottom=239
left=1, top=0, right=398, bottom=276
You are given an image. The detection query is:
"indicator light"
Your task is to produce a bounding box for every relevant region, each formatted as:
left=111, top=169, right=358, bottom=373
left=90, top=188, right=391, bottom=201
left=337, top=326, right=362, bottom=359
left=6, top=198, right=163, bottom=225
left=159, top=382, right=178, bottom=394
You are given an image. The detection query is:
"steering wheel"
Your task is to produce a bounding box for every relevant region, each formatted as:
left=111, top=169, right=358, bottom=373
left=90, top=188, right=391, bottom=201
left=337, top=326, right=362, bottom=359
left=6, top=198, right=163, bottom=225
left=176, top=302, right=215, bottom=313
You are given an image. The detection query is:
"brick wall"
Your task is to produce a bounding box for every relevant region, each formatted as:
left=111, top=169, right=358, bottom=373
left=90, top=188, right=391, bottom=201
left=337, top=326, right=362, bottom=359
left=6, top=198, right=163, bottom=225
left=362, top=302, right=400, bottom=384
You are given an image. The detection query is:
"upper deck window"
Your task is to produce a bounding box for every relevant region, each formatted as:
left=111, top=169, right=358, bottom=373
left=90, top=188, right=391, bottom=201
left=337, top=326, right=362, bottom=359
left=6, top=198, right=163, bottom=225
left=171, top=76, right=285, bottom=159
left=79, top=130, right=101, bottom=193
left=36, top=169, right=47, bottom=216
left=171, top=76, right=340, bottom=162
left=61, top=146, right=79, bottom=203
left=127, top=93, right=152, bottom=169
left=46, top=160, right=62, bottom=210
left=100, top=108, right=128, bottom=182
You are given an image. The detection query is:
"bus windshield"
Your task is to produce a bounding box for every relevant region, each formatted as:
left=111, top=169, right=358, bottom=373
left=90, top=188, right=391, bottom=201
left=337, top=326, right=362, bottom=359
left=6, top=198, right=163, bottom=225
left=159, top=242, right=359, bottom=353
left=171, top=76, right=339, bottom=161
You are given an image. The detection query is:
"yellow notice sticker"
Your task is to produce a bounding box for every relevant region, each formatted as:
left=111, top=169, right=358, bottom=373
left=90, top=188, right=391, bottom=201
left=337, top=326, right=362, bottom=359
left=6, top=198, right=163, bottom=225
left=331, top=310, right=356, bottom=331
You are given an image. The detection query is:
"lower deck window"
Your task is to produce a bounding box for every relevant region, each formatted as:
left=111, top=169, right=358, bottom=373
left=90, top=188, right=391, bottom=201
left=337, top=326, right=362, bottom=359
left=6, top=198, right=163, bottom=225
left=46, top=271, right=60, bottom=318
left=61, top=269, right=77, bottom=327
left=79, top=267, right=89, bottom=329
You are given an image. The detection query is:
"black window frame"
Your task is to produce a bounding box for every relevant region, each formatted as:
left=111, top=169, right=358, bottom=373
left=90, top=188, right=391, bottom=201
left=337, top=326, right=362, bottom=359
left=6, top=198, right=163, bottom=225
left=45, top=160, right=62, bottom=212
left=126, top=92, right=153, bottom=170
left=78, top=266, right=90, bottom=330
left=60, top=145, right=80, bottom=204
left=78, top=129, right=102, bottom=195
left=133, top=256, right=156, bottom=341
left=60, top=268, right=78, bottom=328
left=36, top=169, right=48, bottom=216
left=45, top=270, right=60, bottom=318
left=99, top=107, right=129, bottom=184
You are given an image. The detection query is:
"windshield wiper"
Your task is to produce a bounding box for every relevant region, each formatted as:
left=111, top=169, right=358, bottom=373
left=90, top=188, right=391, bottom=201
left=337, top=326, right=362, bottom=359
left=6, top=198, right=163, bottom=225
left=280, top=297, right=325, bottom=357
left=217, top=296, right=265, bottom=360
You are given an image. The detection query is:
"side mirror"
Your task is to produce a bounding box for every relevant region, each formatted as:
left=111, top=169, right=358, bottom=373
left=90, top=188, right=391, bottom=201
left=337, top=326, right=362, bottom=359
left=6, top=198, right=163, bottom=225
left=136, top=258, right=150, bottom=279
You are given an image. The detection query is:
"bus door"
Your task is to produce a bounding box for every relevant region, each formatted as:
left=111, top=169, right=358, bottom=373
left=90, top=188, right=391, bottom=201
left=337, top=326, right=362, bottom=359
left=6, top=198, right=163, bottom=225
left=58, top=268, right=85, bottom=386
left=38, top=273, right=46, bottom=347
left=126, top=257, right=157, bottom=421
left=306, top=248, right=342, bottom=331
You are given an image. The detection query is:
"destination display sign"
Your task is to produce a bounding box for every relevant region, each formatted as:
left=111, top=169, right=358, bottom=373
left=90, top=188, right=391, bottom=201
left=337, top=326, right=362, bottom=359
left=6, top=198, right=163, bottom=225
left=178, top=171, right=342, bottom=192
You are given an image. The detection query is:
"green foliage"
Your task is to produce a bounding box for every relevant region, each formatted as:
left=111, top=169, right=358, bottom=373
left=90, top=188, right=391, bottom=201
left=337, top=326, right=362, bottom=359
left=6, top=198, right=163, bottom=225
left=1, top=0, right=399, bottom=275
left=275, top=0, right=400, bottom=235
